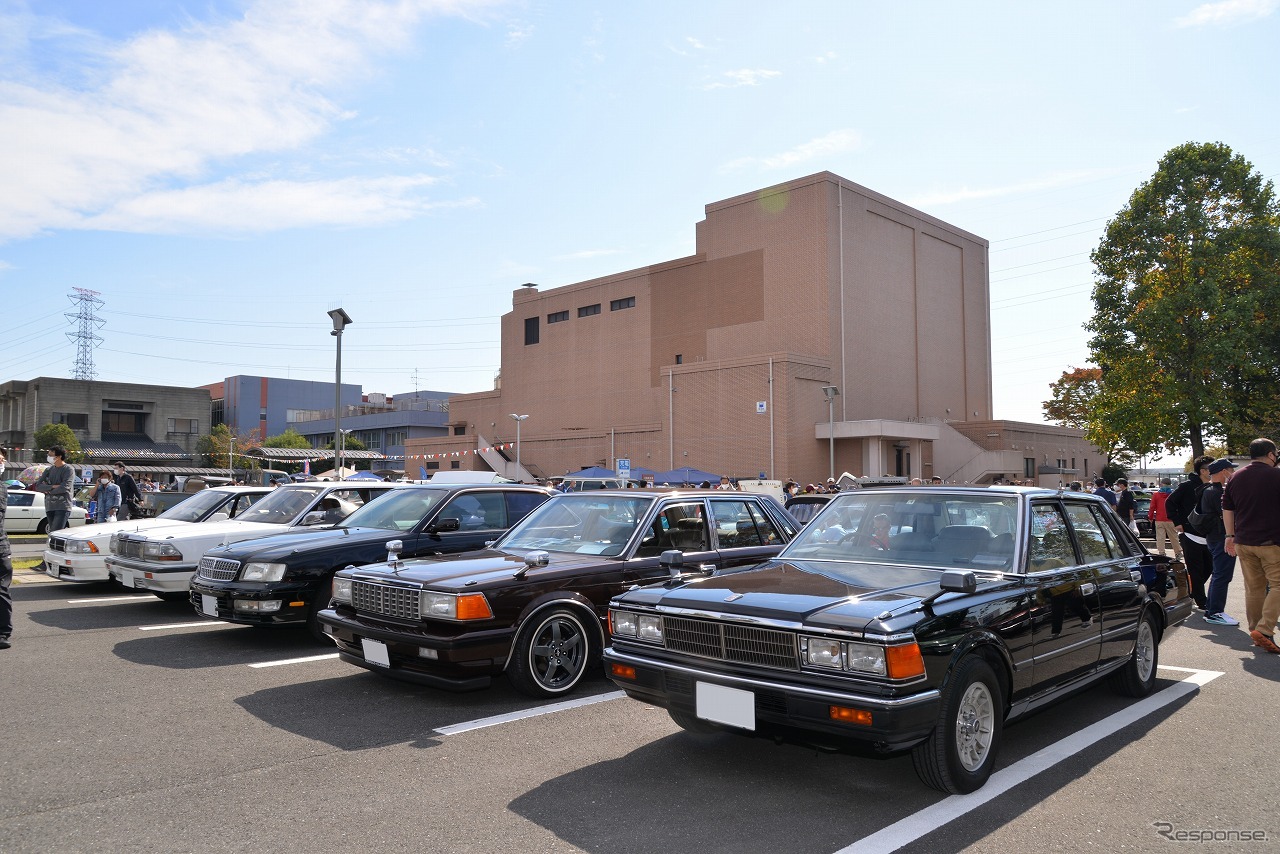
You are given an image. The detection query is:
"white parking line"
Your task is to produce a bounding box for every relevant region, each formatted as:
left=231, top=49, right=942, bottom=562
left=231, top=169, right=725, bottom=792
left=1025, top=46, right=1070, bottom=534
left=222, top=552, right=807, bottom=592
left=435, top=691, right=627, bottom=736
left=138, top=621, right=223, bottom=631
left=248, top=653, right=341, bottom=669
left=67, top=595, right=154, bottom=604
left=835, top=666, right=1224, bottom=854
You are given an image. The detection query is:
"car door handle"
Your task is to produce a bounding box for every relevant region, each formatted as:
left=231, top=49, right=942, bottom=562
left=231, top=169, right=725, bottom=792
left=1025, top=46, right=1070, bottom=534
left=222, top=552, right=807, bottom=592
left=1081, top=582, right=1096, bottom=596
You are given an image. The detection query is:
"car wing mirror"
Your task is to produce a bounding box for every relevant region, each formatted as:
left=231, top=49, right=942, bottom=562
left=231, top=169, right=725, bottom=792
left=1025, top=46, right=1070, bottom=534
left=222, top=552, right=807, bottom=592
left=430, top=517, right=461, bottom=534
left=660, top=549, right=685, bottom=582
left=207, top=512, right=230, bottom=522
left=301, top=511, right=325, bottom=526
left=921, top=569, right=978, bottom=614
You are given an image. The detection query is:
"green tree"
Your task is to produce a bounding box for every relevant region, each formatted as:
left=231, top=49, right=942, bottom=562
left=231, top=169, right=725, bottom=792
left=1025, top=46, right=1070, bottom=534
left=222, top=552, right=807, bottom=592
left=324, top=434, right=366, bottom=470
left=197, top=424, right=259, bottom=469
left=1043, top=366, right=1149, bottom=470
left=33, top=423, right=83, bottom=462
left=1087, top=141, right=1280, bottom=459
left=261, top=427, right=312, bottom=450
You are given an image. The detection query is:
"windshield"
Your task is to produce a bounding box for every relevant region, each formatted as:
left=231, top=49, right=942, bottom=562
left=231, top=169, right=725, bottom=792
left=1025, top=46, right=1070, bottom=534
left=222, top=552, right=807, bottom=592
left=156, top=490, right=228, bottom=522
left=339, top=488, right=446, bottom=532
left=232, top=486, right=324, bottom=524
left=782, top=490, right=1020, bottom=571
left=497, top=494, right=654, bottom=556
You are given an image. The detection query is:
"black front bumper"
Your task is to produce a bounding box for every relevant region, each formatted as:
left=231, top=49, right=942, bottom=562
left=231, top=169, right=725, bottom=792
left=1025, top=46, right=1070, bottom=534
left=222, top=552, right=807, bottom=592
left=602, top=646, right=941, bottom=754
left=189, top=578, right=319, bottom=627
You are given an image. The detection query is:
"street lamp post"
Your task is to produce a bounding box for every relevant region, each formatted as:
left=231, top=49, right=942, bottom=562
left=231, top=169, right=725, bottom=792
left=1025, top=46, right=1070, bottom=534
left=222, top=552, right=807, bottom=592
left=328, top=308, right=353, bottom=479
left=821, top=385, right=839, bottom=482
left=509, top=414, right=528, bottom=482
left=228, top=436, right=234, bottom=476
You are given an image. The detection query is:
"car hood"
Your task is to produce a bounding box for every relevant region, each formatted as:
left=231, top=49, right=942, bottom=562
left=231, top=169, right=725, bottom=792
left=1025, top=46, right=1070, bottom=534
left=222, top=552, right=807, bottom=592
left=131, top=519, right=292, bottom=542
left=209, top=526, right=398, bottom=560
left=623, top=559, right=954, bottom=631
left=59, top=518, right=195, bottom=542
left=346, top=549, right=606, bottom=590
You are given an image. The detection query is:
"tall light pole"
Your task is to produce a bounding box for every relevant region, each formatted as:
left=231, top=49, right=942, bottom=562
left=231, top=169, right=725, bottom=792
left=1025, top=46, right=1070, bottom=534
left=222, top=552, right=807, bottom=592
left=821, top=385, right=839, bottom=482
left=228, top=436, right=234, bottom=476
left=328, top=308, right=353, bottom=479
left=509, top=414, right=528, bottom=482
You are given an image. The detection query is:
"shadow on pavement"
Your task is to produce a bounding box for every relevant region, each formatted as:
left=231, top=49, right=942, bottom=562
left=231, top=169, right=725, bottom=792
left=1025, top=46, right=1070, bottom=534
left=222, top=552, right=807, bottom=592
left=111, top=624, right=328, bottom=668
left=26, top=597, right=192, bottom=631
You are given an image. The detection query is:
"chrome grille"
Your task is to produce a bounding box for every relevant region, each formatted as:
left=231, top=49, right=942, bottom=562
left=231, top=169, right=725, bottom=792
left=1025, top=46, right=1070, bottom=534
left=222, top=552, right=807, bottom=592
left=198, top=557, right=241, bottom=581
left=116, top=538, right=144, bottom=559
left=351, top=580, right=420, bottom=620
left=48, top=536, right=68, bottom=553
left=663, top=616, right=798, bottom=670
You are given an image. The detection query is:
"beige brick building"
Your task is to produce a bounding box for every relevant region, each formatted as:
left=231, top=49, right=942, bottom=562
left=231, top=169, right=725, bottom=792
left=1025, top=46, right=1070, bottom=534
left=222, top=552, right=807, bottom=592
left=406, top=172, right=1101, bottom=485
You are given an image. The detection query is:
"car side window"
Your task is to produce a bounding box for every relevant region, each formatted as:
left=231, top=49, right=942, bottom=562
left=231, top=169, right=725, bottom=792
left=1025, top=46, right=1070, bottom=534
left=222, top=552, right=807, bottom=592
left=327, top=489, right=368, bottom=509
left=1064, top=503, right=1111, bottom=564
left=7, top=492, right=34, bottom=507
left=442, top=492, right=507, bottom=530
left=505, top=491, right=548, bottom=526
left=636, top=502, right=709, bottom=556
left=712, top=500, right=765, bottom=548
left=1028, top=503, right=1075, bottom=570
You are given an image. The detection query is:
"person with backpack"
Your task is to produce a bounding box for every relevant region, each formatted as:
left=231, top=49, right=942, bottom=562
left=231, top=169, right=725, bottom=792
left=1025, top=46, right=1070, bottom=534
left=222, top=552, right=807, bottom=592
left=1198, top=458, right=1238, bottom=627
left=1167, top=456, right=1214, bottom=610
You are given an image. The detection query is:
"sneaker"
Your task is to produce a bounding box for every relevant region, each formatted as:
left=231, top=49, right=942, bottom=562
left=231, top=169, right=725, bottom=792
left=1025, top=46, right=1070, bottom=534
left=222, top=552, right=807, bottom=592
left=1203, top=612, right=1240, bottom=626
left=0, top=636, right=10, bottom=650
left=1250, top=631, right=1280, bottom=654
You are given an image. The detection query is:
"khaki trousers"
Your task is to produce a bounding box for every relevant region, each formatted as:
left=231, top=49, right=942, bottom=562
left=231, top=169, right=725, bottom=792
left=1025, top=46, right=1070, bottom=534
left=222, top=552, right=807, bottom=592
left=1236, top=543, right=1280, bottom=637
left=1154, top=520, right=1182, bottom=557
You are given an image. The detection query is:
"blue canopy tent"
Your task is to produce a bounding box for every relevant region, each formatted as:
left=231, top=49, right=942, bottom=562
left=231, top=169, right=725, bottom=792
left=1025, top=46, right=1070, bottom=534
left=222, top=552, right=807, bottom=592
left=652, top=467, right=722, bottom=485
left=564, top=466, right=617, bottom=478
left=347, top=470, right=384, bottom=481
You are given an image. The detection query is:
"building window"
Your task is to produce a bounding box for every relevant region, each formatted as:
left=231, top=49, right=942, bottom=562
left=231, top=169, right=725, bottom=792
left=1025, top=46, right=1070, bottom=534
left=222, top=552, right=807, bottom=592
left=610, top=296, right=635, bottom=311
left=675, top=354, right=683, bottom=365
left=453, top=425, right=466, bottom=436
left=53, top=412, right=89, bottom=431
left=547, top=310, right=569, bottom=324
left=356, top=430, right=381, bottom=451
left=450, top=460, right=460, bottom=469
left=578, top=304, right=601, bottom=317
left=1024, top=458, right=1036, bottom=479
left=103, top=412, right=146, bottom=434
left=524, top=317, right=539, bottom=345
left=386, top=430, right=407, bottom=448
left=104, top=400, right=145, bottom=410
left=167, top=418, right=199, bottom=434
left=426, top=461, right=439, bottom=470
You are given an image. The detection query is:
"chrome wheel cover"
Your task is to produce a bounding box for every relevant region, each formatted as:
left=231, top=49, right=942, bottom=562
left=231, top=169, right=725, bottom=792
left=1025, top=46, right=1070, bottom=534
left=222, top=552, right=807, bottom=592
left=1134, top=619, right=1155, bottom=682
left=954, top=681, right=996, bottom=773
left=529, top=615, right=586, bottom=691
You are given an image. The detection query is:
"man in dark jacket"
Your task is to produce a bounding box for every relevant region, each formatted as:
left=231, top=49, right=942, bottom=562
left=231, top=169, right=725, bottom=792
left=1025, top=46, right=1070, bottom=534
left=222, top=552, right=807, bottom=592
left=113, top=462, right=142, bottom=521
left=1115, top=478, right=1136, bottom=530
left=1167, top=456, right=1214, bottom=610
left=1200, top=458, right=1238, bottom=626
left=1, top=448, right=13, bottom=649
left=1092, top=477, right=1117, bottom=507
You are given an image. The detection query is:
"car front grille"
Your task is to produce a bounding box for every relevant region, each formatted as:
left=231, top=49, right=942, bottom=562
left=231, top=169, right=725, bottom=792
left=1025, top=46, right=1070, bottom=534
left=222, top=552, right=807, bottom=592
left=662, top=616, right=798, bottom=671
left=114, top=538, right=144, bottom=559
left=48, top=537, right=67, bottom=553
left=351, top=580, right=420, bottom=621
left=197, top=557, right=241, bottom=581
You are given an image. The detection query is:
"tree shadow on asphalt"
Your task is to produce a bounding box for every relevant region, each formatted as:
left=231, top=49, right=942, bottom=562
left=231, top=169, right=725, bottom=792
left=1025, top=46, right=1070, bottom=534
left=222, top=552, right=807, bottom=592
left=111, top=623, right=327, bottom=668
left=232, top=668, right=614, bottom=753
left=508, top=680, right=1196, bottom=854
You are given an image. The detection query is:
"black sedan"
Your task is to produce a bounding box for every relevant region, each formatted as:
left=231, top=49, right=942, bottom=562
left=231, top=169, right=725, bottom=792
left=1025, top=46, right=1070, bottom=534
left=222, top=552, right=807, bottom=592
left=190, top=483, right=552, bottom=640
left=603, top=486, right=1192, bottom=793
left=318, top=490, right=801, bottom=697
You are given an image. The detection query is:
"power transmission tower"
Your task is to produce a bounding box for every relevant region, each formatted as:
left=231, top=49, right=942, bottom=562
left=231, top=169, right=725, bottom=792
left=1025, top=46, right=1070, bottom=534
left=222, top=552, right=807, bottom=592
left=66, top=288, right=105, bottom=380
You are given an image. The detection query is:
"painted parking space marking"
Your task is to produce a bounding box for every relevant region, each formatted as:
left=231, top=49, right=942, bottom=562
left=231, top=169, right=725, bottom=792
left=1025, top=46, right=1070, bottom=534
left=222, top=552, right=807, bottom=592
left=138, top=621, right=223, bottom=631
left=67, top=595, right=154, bottom=604
left=435, top=691, right=627, bottom=736
left=248, top=653, right=341, bottom=669
left=836, top=666, right=1225, bottom=854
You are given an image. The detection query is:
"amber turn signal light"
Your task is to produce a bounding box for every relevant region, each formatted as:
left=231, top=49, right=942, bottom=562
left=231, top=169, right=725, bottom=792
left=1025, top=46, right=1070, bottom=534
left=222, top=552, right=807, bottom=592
left=885, top=643, right=926, bottom=679
left=455, top=593, right=493, bottom=621
left=828, top=705, right=873, bottom=726
left=610, top=663, right=636, bottom=680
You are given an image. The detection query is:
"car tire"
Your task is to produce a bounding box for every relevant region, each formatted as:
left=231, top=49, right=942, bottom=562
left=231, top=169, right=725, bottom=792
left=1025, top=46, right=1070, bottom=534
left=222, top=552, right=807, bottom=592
left=36, top=519, right=47, bottom=535
left=912, top=655, right=1003, bottom=794
left=306, top=589, right=335, bottom=646
left=1111, top=610, right=1159, bottom=698
left=508, top=607, right=596, bottom=698
left=668, top=709, right=722, bottom=734
left=152, top=591, right=189, bottom=603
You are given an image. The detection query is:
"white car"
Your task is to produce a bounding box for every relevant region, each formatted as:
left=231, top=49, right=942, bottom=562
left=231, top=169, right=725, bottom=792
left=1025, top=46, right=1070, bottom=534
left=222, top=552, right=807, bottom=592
left=105, top=482, right=402, bottom=601
left=43, top=486, right=272, bottom=584
left=3, top=489, right=88, bottom=534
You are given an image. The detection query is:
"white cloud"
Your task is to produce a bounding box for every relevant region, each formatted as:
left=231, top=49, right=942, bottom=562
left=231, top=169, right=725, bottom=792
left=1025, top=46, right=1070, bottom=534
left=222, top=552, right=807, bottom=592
left=907, top=171, right=1107, bottom=208
left=1175, top=0, right=1278, bottom=26
left=553, top=248, right=624, bottom=261
left=505, top=21, right=534, bottom=47
left=0, top=0, right=497, bottom=241
left=703, top=68, right=781, bottom=90
left=815, top=51, right=838, bottom=63
left=720, top=129, right=861, bottom=172
left=686, top=37, right=706, bottom=50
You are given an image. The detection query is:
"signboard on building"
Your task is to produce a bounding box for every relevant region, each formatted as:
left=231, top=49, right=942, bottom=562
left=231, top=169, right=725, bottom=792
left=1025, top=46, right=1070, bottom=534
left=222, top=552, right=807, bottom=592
left=756, top=401, right=767, bottom=414
left=616, top=458, right=631, bottom=480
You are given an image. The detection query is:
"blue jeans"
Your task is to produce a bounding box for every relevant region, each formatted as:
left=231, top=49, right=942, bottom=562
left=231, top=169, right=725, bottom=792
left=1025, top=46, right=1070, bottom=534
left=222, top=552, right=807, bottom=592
left=45, top=507, right=71, bottom=533
left=1206, top=537, right=1235, bottom=616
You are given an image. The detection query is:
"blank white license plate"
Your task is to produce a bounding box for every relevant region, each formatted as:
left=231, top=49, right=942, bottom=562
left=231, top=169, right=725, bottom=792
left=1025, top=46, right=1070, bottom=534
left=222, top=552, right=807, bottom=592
left=696, top=682, right=755, bottom=730
left=362, top=638, right=391, bottom=668
left=116, top=572, right=134, bottom=588
left=201, top=595, right=218, bottom=617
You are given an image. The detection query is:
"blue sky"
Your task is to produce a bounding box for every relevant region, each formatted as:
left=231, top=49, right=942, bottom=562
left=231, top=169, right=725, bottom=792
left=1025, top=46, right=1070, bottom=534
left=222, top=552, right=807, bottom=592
left=2, top=0, right=1277, bottom=433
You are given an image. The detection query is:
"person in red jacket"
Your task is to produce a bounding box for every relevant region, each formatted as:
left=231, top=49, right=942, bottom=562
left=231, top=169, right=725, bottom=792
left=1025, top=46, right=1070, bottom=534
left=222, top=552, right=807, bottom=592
left=1148, top=477, right=1182, bottom=559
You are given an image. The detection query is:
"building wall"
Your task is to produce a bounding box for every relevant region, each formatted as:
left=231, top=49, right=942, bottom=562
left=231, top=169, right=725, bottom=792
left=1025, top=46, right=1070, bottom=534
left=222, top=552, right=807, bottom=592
left=405, top=172, right=1083, bottom=484
left=216, top=375, right=362, bottom=440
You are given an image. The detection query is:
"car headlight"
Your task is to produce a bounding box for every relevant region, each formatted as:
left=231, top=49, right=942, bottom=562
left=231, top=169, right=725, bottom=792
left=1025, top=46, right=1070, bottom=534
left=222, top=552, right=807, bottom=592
left=610, top=610, right=638, bottom=637
left=143, top=542, right=183, bottom=561
left=802, top=637, right=888, bottom=675
left=843, top=642, right=887, bottom=676
left=804, top=637, right=844, bottom=669
left=109, top=533, right=122, bottom=554
left=241, top=562, right=287, bottom=582
left=332, top=577, right=353, bottom=603
left=637, top=614, right=664, bottom=642
left=66, top=540, right=99, bottom=555
left=419, top=591, right=492, bottom=621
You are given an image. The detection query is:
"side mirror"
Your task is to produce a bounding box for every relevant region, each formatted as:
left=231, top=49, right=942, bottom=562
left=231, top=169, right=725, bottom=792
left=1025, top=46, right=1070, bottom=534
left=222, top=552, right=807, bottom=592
left=301, top=511, right=325, bottom=526
left=660, top=549, right=685, bottom=581
left=939, top=569, right=978, bottom=594
left=207, top=512, right=230, bottom=523
left=431, top=517, right=461, bottom=534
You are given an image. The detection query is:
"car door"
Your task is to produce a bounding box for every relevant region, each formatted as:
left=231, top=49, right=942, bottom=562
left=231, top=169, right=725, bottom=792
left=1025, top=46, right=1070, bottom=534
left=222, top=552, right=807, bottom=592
left=421, top=490, right=512, bottom=556
left=4, top=491, right=37, bottom=533
left=1072, top=501, right=1146, bottom=667
left=1026, top=500, right=1103, bottom=692
left=710, top=497, right=785, bottom=569
left=627, top=499, right=718, bottom=585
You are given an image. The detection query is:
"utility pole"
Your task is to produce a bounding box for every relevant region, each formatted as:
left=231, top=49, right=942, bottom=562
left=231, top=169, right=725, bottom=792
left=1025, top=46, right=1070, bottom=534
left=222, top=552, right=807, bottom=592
left=66, top=288, right=105, bottom=380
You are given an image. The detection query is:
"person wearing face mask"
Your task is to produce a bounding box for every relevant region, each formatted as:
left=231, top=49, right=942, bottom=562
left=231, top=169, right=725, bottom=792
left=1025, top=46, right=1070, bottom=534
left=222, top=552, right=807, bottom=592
left=32, top=445, right=76, bottom=534
left=112, top=462, right=141, bottom=521
left=92, top=471, right=122, bottom=524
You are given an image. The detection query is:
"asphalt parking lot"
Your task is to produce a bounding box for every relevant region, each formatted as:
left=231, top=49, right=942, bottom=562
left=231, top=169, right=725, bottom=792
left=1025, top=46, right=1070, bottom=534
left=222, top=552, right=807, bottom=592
left=3, top=553, right=1279, bottom=854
